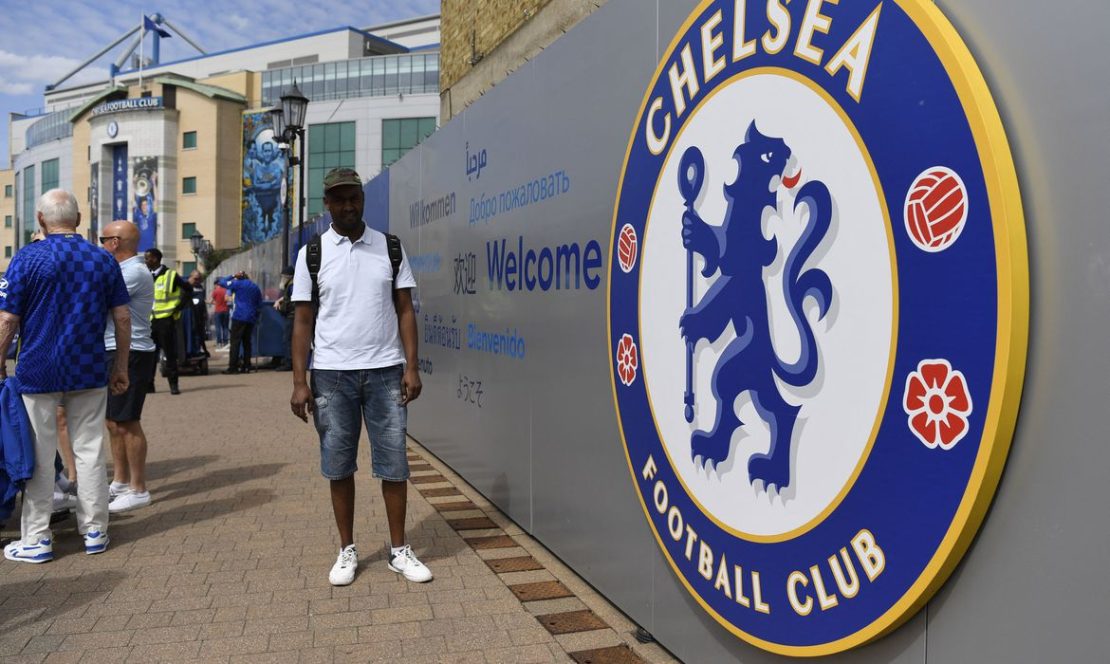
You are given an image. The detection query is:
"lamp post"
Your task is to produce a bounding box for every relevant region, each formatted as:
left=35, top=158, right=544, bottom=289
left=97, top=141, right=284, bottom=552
left=189, top=231, right=212, bottom=271
left=271, top=81, right=308, bottom=270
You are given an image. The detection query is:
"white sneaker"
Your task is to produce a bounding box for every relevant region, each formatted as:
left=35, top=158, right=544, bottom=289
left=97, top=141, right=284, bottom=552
left=4, top=538, right=53, bottom=563
left=388, top=544, right=433, bottom=583
left=329, top=545, right=358, bottom=586
left=108, top=490, right=151, bottom=513
left=108, top=482, right=129, bottom=499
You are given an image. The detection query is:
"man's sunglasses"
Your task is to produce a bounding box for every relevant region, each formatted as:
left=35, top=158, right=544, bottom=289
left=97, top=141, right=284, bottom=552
left=99, top=236, right=120, bottom=243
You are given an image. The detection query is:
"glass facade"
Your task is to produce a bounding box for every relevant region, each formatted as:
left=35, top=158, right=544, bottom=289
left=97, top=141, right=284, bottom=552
left=25, top=109, right=73, bottom=150
left=307, top=122, right=356, bottom=217
left=382, top=118, right=436, bottom=169
left=41, top=159, right=59, bottom=192
left=262, top=52, right=440, bottom=106
left=21, top=165, right=35, bottom=246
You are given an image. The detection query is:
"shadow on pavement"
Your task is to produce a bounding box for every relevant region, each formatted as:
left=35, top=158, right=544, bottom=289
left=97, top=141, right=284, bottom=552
left=108, top=488, right=276, bottom=543
left=143, top=454, right=221, bottom=483
left=151, top=463, right=288, bottom=503
left=0, top=570, right=127, bottom=632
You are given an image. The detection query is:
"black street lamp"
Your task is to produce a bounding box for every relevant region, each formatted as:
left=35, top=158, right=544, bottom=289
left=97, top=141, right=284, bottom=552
left=272, top=81, right=309, bottom=270
left=189, top=231, right=212, bottom=270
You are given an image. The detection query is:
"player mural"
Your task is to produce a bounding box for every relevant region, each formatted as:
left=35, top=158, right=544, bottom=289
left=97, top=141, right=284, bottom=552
left=89, top=164, right=100, bottom=239
left=241, top=111, right=291, bottom=245
left=131, top=156, right=157, bottom=251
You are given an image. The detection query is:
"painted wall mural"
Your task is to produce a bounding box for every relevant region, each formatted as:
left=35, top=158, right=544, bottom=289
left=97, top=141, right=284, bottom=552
left=241, top=111, right=291, bottom=245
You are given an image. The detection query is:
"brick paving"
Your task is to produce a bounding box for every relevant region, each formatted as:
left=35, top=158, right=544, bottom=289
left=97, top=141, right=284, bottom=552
left=0, top=360, right=677, bottom=663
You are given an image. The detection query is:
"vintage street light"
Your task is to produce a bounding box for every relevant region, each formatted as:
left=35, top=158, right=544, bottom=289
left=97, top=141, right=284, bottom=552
left=272, top=81, right=309, bottom=270
left=189, top=231, right=212, bottom=270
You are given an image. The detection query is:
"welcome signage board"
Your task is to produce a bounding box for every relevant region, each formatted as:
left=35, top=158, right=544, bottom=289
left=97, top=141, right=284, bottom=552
left=607, top=0, right=1028, bottom=655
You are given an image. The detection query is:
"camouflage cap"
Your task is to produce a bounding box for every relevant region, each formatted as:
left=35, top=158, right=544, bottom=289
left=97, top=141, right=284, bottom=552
left=323, top=167, right=362, bottom=192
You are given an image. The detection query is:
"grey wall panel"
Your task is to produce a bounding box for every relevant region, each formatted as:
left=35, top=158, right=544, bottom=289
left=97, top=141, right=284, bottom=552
left=526, top=0, right=660, bottom=622
left=919, top=1, right=1110, bottom=662
left=394, top=0, right=1109, bottom=661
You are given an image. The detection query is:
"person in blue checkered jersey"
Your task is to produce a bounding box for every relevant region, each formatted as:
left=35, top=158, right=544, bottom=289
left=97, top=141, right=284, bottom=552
left=0, top=190, right=131, bottom=564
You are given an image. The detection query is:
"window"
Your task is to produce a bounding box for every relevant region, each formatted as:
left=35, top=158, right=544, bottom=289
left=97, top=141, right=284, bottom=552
left=21, top=165, right=35, bottom=246
left=4, top=216, right=10, bottom=229
left=183, top=131, right=197, bottom=149
left=4, top=185, right=11, bottom=198
left=381, top=117, right=436, bottom=170
left=4, top=247, right=10, bottom=258
left=182, top=222, right=196, bottom=239
left=307, top=121, right=356, bottom=216
left=182, top=261, right=197, bottom=276
left=41, top=159, right=59, bottom=192
left=182, top=177, right=197, bottom=195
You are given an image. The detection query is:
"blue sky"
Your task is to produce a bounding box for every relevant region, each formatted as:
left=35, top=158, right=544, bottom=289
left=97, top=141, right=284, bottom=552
left=0, top=0, right=438, bottom=168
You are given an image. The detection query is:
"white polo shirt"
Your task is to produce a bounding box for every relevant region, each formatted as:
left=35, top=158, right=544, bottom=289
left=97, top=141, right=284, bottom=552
left=291, top=224, right=416, bottom=370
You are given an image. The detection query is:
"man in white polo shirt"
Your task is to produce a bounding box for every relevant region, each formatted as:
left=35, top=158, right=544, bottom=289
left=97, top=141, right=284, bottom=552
left=289, top=167, right=429, bottom=587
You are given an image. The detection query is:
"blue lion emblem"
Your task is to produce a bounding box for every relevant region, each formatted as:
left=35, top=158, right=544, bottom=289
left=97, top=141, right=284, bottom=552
left=679, top=123, right=833, bottom=490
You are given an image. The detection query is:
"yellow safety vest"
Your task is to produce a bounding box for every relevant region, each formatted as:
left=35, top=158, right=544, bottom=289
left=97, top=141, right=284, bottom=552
left=152, top=269, right=182, bottom=320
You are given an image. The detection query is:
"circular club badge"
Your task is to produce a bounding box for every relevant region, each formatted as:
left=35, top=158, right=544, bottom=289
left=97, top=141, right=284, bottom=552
left=607, top=0, right=1027, bottom=656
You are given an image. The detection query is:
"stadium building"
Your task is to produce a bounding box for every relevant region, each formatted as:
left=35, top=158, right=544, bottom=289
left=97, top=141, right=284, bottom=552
left=0, top=13, right=441, bottom=275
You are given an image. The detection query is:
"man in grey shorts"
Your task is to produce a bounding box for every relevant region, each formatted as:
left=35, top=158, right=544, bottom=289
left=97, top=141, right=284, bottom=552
left=100, top=221, right=157, bottom=513
left=289, top=168, right=429, bottom=587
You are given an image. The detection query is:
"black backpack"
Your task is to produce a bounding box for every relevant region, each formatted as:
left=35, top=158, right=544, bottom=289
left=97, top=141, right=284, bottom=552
left=306, top=231, right=403, bottom=314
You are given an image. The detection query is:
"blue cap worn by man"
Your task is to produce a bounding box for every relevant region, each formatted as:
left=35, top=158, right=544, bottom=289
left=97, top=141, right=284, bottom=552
left=0, top=189, right=131, bottom=563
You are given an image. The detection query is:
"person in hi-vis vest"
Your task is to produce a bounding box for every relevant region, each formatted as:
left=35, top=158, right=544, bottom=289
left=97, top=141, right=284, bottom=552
left=144, top=248, right=188, bottom=395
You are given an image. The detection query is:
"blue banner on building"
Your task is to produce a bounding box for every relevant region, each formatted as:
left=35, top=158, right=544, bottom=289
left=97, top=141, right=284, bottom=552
left=112, top=145, right=128, bottom=223
left=131, top=156, right=158, bottom=251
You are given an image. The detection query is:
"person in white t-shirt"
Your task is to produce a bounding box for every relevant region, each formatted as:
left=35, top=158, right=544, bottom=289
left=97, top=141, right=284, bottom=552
left=289, top=167, right=428, bottom=587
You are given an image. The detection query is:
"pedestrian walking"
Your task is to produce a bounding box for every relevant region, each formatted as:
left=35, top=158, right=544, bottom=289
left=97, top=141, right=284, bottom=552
left=101, top=221, right=157, bottom=513
left=145, top=248, right=187, bottom=395
left=289, top=167, right=428, bottom=587
left=217, top=272, right=262, bottom=374
left=0, top=189, right=130, bottom=563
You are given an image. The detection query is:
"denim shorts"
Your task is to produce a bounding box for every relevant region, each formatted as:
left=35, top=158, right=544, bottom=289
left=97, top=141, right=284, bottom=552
left=311, top=365, right=409, bottom=481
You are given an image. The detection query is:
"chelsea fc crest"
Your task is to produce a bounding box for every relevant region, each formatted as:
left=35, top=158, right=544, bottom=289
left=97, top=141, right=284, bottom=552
left=607, top=0, right=1028, bottom=656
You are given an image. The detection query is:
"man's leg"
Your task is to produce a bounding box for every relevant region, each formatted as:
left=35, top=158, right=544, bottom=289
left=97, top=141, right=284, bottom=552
left=164, top=319, right=180, bottom=393
left=381, top=481, right=406, bottom=547
left=63, top=388, right=110, bottom=538
left=311, top=371, right=360, bottom=545
left=107, top=420, right=129, bottom=486
left=119, top=421, right=148, bottom=492
left=331, top=477, right=355, bottom=548
left=18, top=393, right=62, bottom=545
left=226, top=321, right=243, bottom=372
left=242, top=323, right=254, bottom=371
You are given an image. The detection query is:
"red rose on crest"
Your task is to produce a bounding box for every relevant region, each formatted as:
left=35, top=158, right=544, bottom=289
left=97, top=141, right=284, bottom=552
left=616, top=334, right=639, bottom=386
left=903, top=359, right=973, bottom=450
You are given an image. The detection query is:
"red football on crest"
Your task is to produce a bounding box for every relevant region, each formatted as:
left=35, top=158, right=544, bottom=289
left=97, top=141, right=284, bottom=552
left=904, top=167, right=968, bottom=252
left=618, top=224, right=638, bottom=273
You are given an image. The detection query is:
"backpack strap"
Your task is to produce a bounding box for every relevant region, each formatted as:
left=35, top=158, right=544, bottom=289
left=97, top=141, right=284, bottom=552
left=385, top=233, right=403, bottom=288
left=306, top=233, right=323, bottom=313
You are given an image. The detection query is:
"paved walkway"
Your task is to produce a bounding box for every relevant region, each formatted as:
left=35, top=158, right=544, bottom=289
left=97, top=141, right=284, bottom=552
left=0, top=355, right=677, bottom=664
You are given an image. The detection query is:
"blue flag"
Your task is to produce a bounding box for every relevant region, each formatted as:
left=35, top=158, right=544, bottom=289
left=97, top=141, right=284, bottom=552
left=143, top=15, right=171, bottom=38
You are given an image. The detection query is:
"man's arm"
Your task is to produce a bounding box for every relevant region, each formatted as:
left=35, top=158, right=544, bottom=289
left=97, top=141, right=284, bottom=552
left=0, top=311, right=20, bottom=380
left=394, top=288, right=421, bottom=405
left=109, top=305, right=131, bottom=395
left=289, top=303, right=316, bottom=422
left=174, top=276, right=190, bottom=312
